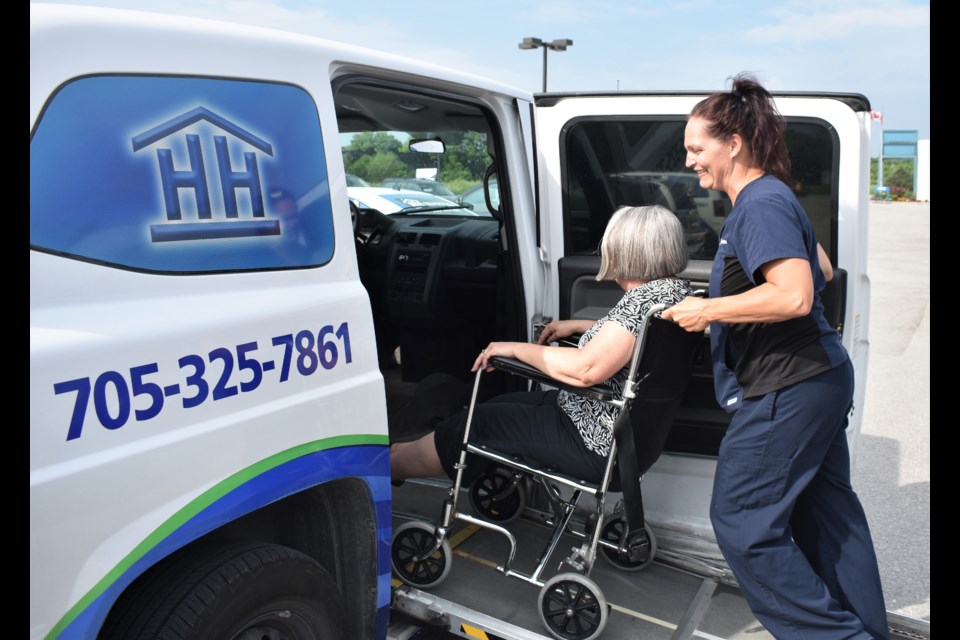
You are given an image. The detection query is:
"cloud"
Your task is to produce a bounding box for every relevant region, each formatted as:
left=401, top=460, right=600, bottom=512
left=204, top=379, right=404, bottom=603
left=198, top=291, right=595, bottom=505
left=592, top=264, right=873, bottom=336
left=743, top=2, right=929, bottom=45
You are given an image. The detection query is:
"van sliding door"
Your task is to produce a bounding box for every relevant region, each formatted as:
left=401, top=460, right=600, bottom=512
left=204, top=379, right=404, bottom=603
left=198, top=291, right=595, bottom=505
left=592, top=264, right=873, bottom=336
left=533, top=93, right=871, bottom=456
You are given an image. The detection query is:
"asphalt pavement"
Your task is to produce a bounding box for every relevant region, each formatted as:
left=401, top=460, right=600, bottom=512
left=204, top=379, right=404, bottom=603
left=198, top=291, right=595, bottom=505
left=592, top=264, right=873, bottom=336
left=851, top=200, right=930, bottom=624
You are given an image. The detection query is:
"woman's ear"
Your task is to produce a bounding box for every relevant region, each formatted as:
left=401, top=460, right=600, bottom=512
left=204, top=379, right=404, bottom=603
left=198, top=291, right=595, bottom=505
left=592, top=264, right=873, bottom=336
left=729, top=133, right=743, bottom=159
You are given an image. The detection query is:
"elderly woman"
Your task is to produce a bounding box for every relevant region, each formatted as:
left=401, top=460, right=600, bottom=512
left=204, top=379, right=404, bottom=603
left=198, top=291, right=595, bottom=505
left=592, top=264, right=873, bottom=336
left=391, top=204, right=691, bottom=485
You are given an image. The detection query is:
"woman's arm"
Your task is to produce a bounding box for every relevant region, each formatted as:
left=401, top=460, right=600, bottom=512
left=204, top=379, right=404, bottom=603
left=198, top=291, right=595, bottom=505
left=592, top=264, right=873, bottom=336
left=662, top=257, right=814, bottom=332
left=817, top=242, right=834, bottom=282
left=475, top=320, right=636, bottom=387
left=537, top=318, right=595, bottom=344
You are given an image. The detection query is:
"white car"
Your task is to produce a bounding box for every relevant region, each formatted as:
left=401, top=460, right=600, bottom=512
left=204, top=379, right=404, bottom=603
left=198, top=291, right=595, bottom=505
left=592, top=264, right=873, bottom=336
left=346, top=172, right=371, bottom=187
left=347, top=187, right=477, bottom=215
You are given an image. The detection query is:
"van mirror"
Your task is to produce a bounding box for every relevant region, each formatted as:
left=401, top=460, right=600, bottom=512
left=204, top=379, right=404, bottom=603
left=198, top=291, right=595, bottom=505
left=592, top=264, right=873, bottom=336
left=482, top=163, right=501, bottom=222
left=409, top=137, right=445, bottom=154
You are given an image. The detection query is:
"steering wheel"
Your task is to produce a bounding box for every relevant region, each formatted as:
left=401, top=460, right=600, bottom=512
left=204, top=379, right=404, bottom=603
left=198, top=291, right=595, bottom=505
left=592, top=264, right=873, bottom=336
left=350, top=200, right=360, bottom=235
left=352, top=202, right=391, bottom=248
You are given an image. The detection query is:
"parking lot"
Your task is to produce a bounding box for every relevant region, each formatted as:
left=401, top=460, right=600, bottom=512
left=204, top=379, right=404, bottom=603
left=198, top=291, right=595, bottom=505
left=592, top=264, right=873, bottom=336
left=853, top=200, right=930, bottom=624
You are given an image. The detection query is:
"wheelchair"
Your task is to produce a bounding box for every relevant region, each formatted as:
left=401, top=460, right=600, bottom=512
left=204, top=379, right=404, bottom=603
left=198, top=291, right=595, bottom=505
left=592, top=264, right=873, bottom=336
left=391, top=302, right=703, bottom=640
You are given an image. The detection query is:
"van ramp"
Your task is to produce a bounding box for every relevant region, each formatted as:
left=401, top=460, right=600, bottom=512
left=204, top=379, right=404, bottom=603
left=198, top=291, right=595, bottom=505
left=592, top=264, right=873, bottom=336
left=388, top=478, right=928, bottom=640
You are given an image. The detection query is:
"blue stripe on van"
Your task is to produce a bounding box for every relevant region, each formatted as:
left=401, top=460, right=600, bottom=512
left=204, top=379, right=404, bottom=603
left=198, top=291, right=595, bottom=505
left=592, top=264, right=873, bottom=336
left=50, top=438, right=391, bottom=639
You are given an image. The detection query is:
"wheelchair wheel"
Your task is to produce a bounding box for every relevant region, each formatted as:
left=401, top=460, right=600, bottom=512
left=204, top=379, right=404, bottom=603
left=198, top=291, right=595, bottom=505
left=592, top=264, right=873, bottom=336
left=468, top=465, right=527, bottom=523
left=538, top=572, right=608, bottom=640
left=391, top=521, right=452, bottom=588
left=598, top=518, right=657, bottom=571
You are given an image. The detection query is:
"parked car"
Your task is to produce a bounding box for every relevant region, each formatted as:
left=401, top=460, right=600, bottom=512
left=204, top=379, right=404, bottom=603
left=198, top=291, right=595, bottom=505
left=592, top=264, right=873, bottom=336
left=347, top=187, right=479, bottom=215
left=346, top=173, right=371, bottom=187
left=606, top=171, right=730, bottom=234
left=380, top=177, right=458, bottom=200
left=458, top=178, right=500, bottom=216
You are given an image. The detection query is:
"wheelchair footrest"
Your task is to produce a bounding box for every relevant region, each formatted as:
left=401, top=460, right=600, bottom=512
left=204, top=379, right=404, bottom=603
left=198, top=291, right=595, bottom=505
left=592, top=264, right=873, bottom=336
left=621, top=527, right=651, bottom=563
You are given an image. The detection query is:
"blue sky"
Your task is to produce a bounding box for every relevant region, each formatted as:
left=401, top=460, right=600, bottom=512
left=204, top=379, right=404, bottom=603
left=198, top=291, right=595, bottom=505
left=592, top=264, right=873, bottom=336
left=34, top=0, right=929, bottom=157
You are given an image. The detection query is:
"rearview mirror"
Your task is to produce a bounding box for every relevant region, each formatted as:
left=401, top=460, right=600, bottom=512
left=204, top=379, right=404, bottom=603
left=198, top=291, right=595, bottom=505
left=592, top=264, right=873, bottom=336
left=409, top=137, right=445, bottom=154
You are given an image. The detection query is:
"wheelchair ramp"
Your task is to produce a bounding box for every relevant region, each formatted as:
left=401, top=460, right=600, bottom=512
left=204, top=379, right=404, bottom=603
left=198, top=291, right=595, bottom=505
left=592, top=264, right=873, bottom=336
left=389, top=478, right=772, bottom=640
left=392, top=586, right=554, bottom=640
left=389, top=478, right=929, bottom=640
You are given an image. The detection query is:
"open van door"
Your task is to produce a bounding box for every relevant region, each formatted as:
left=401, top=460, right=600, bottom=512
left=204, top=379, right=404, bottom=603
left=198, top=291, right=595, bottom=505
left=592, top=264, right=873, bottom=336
left=530, top=91, right=873, bottom=572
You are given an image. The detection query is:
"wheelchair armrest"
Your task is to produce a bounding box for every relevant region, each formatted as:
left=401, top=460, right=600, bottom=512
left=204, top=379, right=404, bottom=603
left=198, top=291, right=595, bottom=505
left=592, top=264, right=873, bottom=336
left=488, top=356, right=616, bottom=402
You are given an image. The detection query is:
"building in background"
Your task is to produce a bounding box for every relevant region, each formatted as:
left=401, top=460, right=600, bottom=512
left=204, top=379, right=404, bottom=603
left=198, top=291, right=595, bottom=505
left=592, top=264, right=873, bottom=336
left=916, top=139, right=930, bottom=202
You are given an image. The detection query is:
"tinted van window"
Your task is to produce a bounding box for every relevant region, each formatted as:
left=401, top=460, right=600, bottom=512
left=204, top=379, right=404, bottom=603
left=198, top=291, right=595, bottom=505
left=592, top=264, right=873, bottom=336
left=562, top=118, right=837, bottom=260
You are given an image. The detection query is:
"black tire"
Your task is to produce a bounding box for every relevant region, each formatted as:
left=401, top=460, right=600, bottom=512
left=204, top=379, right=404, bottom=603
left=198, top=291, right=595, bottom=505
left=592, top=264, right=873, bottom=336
left=468, top=465, right=527, bottom=523
left=391, top=520, right=452, bottom=588
left=538, top=573, right=608, bottom=640
left=101, top=541, right=346, bottom=640
left=598, top=518, right=657, bottom=571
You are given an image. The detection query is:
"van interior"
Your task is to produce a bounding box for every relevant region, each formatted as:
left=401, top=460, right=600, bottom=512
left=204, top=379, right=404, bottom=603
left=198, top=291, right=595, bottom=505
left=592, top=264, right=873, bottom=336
left=335, top=80, right=845, bottom=457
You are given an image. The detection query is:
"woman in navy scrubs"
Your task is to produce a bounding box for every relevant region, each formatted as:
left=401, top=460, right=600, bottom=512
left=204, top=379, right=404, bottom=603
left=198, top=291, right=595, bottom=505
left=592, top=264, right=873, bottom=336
left=663, top=73, right=889, bottom=639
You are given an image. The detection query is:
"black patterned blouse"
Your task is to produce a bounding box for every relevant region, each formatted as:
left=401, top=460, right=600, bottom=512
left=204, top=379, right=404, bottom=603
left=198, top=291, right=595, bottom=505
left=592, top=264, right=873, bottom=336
left=557, top=277, right=692, bottom=457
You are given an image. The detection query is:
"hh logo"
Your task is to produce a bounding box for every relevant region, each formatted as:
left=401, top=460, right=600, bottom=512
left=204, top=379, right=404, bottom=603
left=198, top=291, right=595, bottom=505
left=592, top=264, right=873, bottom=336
left=132, top=106, right=280, bottom=242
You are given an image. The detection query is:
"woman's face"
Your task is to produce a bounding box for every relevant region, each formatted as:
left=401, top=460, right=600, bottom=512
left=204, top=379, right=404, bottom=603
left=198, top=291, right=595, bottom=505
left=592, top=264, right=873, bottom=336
left=684, top=116, right=733, bottom=194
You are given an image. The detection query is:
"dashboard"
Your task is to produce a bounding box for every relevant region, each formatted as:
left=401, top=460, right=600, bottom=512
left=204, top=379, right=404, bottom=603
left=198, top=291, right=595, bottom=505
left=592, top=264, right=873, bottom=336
left=357, top=209, right=499, bottom=318
left=355, top=207, right=501, bottom=381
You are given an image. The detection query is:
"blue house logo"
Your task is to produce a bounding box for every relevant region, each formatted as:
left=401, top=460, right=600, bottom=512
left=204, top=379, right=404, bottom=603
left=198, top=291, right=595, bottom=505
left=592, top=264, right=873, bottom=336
left=132, top=106, right=280, bottom=242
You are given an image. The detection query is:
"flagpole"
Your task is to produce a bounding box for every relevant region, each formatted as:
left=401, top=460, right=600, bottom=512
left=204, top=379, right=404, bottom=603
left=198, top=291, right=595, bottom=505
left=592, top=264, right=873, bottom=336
left=876, top=109, right=884, bottom=197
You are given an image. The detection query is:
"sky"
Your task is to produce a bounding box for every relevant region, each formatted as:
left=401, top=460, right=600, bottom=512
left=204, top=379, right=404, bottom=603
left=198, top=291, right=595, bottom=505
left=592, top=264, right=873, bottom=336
left=32, top=0, right=929, bottom=157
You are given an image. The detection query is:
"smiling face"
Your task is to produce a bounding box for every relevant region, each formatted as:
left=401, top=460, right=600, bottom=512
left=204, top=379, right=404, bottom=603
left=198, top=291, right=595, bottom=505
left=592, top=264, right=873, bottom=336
left=684, top=116, right=734, bottom=195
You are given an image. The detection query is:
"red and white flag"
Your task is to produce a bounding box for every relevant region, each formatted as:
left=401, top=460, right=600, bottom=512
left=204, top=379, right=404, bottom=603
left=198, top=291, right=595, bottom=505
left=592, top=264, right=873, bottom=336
left=870, top=110, right=883, bottom=123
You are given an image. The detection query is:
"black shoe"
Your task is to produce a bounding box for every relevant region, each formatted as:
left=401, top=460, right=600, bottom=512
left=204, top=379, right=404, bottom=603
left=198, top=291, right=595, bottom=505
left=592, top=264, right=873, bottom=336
left=391, top=479, right=405, bottom=487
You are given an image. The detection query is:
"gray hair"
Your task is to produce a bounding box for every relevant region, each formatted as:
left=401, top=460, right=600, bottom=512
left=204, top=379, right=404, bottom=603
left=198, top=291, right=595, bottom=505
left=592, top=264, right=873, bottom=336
left=596, top=205, right=688, bottom=281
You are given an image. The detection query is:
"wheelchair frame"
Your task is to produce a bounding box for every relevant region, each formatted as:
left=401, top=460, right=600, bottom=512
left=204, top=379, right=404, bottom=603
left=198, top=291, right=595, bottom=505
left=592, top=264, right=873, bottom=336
left=391, top=302, right=702, bottom=640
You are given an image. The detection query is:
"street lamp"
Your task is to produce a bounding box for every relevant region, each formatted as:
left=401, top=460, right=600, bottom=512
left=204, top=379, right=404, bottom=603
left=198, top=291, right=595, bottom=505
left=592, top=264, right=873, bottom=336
left=518, top=37, right=573, bottom=92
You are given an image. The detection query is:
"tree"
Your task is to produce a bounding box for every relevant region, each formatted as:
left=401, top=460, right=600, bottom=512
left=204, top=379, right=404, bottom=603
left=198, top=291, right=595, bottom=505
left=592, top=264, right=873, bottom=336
left=441, top=131, right=491, bottom=182
left=870, top=157, right=915, bottom=196
left=352, top=152, right=408, bottom=184
left=340, top=130, right=493, bottom=186
left=344, top=131, right=404, bottom=156
left=884, top=159, right=915, bottom=192
left=343, top=132, right=406, bottom=182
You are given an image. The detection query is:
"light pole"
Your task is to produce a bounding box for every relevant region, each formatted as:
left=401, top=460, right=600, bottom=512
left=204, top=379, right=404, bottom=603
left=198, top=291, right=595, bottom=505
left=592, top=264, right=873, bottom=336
left=518, top=37, right=573, bottom=92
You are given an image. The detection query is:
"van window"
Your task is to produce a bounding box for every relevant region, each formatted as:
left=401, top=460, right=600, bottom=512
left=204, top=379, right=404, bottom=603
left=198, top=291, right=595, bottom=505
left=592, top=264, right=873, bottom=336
left=562, top=118, right=837, bottom=260
left=337, top=82, right=495, bottom=220
left=30, top=75, right=334, bottom=273
left=335, top=80, right=509, bottom=391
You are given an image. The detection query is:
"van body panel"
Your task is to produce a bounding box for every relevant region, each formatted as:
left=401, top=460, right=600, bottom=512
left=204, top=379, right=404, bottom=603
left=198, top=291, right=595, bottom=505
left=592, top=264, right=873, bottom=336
left=32, top=6, right=398, bottom=638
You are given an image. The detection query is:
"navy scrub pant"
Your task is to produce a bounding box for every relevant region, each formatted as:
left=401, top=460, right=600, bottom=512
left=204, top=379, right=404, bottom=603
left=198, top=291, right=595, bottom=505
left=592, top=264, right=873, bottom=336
left=711, top=360, right=889, bottom=639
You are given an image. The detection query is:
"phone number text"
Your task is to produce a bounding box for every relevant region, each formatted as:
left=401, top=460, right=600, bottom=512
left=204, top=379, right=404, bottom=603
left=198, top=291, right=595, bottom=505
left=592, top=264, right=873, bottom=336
left=53, top=323, right=353, bottom=441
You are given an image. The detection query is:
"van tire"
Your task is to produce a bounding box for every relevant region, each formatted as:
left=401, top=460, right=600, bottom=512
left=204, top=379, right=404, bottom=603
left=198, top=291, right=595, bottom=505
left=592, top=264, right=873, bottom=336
left=101, top=541, right=346, bottom=640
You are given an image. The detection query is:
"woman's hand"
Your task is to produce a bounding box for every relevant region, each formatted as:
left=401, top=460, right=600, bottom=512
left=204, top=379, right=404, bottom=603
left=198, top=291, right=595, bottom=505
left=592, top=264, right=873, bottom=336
left=537, top=319, right=594, bottom=345
left=472, top=342, right=518, bottom=372
left=661, top=296, right=711, bottom=332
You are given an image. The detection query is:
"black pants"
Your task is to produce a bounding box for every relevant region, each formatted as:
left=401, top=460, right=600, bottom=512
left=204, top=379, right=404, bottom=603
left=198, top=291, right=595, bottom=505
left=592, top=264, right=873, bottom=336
left=432, top=389, right=607, bottom=485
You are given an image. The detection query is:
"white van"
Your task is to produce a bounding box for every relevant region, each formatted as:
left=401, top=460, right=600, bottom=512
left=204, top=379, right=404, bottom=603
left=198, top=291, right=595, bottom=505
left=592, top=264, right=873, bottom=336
left=30, top=4, right=873, bottom=639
